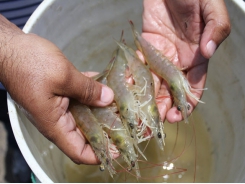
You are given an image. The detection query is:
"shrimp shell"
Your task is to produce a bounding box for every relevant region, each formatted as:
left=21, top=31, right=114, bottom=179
left=91, top=57, right=141, bottom=178
left=129, top=21, right=204, bottom=123
left=107, top=43, right=146, bottom=160
left=69, top=100, right=116, bottom=177
left=91, top=106, right=141, bottom=178
left=107, top=48, right=137, bottom=137
left=115, top=41, right=165, bottom=150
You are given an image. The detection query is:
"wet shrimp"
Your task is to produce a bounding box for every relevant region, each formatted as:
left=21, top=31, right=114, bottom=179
left=106, top=38, right=137, bottom=140
left=106, top=41, right=146, bottom=158
left=91, top=105, right=141, bottom=178
left=91, top=57, right=141, bottom=178
left=129, top=21, right=204, bottom=123
left=115, top=41, right=165, bottom=150
left=69, top=100, right=117, bottom=177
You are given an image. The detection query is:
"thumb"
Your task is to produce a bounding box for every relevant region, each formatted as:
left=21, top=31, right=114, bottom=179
left=200, top=0, right=231, bottom=59
left=56, top=67, right=114, bottom=107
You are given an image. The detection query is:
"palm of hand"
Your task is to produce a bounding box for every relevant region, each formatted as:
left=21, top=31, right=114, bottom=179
left=142, top=0, right=208, bottom=123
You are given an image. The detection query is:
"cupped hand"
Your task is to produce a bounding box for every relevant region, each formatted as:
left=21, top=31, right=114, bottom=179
left=0, top=21, right=114, bottom=164
left=142, top=0, right=230, bottom=123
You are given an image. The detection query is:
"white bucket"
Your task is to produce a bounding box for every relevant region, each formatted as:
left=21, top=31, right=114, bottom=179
left=7, top=0, right=245, bottom=182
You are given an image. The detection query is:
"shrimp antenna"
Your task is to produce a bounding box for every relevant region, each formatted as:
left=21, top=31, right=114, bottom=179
left=120, top=29, right=124, bottom=42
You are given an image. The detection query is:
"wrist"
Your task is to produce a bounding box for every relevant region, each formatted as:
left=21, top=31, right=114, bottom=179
left=0, top=14, right=24, bottom=88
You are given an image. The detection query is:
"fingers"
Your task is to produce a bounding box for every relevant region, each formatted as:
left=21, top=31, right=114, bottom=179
left=44, top=109, right=100, bottom=164
left=24, top=95, right=100, bottom=164
left=166, top=61, right=208, bottom=123
left=55, top=65, right=114, bottom=107
left=2, top=30, right=115, bottom=165
left=156, top=79, right=172, bottom=121
left=200, top=0, right=231, bottom=59
left=157, top=94, right=172, bottom=121
left=39, top=103, right=119, bottom=165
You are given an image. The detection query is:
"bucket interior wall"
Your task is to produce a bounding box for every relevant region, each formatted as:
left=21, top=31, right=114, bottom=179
left=201, top=1, right=245, bottom=181
left=8, top=0, right=245, bottom=182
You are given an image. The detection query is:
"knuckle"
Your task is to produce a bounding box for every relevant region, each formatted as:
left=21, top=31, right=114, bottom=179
left=216, top=19, right=231, bottom=40
left=80, top=77, right=99, bottom=104
left=55, top=64, right=72, bottom=85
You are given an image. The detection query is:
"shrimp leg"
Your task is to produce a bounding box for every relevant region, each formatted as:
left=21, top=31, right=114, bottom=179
left=69, top=100, right=116, bottom=177
left=129, top=20, right=204, bottom=123
left=115, top=40, right=165, bottom=150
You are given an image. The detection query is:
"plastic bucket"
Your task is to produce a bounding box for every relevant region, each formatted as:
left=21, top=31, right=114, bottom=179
left=7, top=0, right=245, bottom=182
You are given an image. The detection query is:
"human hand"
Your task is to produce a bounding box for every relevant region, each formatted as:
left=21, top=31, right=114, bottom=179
left=0, top=15, right=114, bottom=164
left=142, top=0, right=231, bottom=123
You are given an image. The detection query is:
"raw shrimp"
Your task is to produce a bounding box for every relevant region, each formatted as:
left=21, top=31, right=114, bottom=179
left=91, top=106, right=141, bottom=178
left=69, top=100, right=117, bottom=177
left=114, top=116, right=197, bottom=182
left=106, top=41, right=148, bottom=162
left=115, top=40, right=165, bottom=150
left=91, top=56, right=141, bottom=178
left=107, top=44, right=139, bottom=141
left=129, top=21, right=204, bottom=123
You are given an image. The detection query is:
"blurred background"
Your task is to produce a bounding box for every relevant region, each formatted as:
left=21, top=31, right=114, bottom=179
left=0, top=1, right=42, bottom=182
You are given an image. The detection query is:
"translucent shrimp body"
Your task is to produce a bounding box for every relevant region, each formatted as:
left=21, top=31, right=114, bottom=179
left=107, top=48, right=139, bottom=141
left=69, top=100, right=116, bottom=177
left=106, top=46, right=148, bottom=163
left=129, top=21, right=204, bottom=123
left=91, top=106, right=141, bottom=178
left=91, top=60, right=141, bottom=178
left=116, top=41, right=165, bottom=150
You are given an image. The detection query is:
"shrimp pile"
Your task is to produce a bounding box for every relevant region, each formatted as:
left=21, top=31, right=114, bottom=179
left=128, top=21, right=204, bottom=124
left=68, top=21, right=205, bottom=180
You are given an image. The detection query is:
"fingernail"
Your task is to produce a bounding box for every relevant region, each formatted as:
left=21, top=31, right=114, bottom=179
left=206, top=40, right=217, bottom=58
left=100, top=86, right=114, bottom=104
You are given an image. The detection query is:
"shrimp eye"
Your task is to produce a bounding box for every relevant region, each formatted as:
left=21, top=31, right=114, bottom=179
left=187, top=103, right=191, bottom=110
left=177, top=105, right=182, bottom=111
left=101, top=153, right=105, bottom=158
left=129, top=123, right=134, bottom=129
left=131, top=161, right=135, bottom=167
left=99, top=164, right=105, bottom=171
left=157, top=132, right=162, bottom=138
left=106, top=158, right=109, bottom=165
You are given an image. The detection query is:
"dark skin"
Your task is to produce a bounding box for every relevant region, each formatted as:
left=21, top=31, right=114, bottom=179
left=0, top=0, right=230, bottom=165
left=0, top=16, right=114, bottom=165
